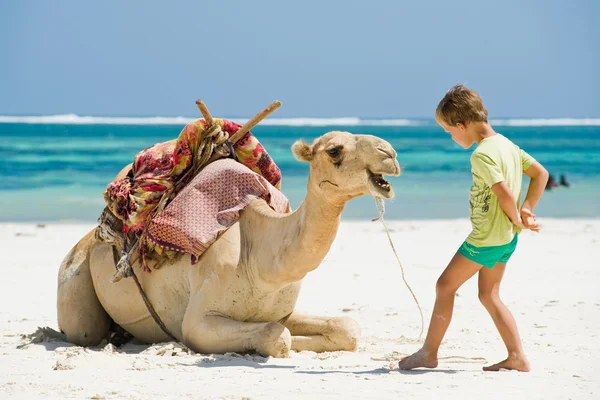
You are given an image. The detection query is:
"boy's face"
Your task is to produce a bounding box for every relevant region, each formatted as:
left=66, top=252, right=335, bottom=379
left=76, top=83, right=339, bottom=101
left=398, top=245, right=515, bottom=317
left=438, top=120, right=473, bottom=149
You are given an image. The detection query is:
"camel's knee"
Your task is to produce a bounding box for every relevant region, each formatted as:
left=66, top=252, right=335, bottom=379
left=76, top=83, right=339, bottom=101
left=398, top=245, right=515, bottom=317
left=58, top=291, right=111, bottom=346
left=60, top=326, right=106, bottom=347
left=326, top=317, right=361, bottom=351
left=57, top=283, right=111, bottom=346
left=57, top=234, right=111, bottom=346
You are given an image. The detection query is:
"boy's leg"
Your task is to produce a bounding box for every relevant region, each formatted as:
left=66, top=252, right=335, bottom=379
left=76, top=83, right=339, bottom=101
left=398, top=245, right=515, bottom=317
left=398, top=252, right=482, bottom=370
left=478, top=262, right=530, bottom=372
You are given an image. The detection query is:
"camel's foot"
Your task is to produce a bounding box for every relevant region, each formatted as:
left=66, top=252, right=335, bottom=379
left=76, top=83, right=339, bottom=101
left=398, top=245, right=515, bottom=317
left=284, top=313, right=360, bottom=352
left=254, top=322, right=292, bottom=358
left=57, top=228, right=112, bottom=347
left=324, top=316, right=360, bottom=351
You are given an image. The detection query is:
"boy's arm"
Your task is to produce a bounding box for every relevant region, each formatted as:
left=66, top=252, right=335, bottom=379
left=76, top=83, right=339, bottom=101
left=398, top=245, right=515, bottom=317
left=519, top=161, right=549, bottom=231
left=521, top=161, right=549, bottom=212
left=490, top=182, right=526, bottom=229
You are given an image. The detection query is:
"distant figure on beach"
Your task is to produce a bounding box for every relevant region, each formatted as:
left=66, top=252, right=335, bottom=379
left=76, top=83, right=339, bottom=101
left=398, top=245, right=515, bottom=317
left=560, top=174, right=570, bottom=187
left=398, top=84, right=549, bottom=373
left=546, top=174, right=559, bottom=190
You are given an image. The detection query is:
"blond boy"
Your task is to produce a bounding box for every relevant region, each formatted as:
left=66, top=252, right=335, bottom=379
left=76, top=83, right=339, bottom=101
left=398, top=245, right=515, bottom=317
left=398, top=84, right=549, bottom=372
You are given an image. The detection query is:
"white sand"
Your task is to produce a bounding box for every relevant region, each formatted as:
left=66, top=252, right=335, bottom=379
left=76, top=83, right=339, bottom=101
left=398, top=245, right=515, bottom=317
left=1, top=219, right=599, bottom=399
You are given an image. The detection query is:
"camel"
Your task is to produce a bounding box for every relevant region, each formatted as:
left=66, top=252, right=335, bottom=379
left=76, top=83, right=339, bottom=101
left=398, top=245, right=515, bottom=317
left=56, top=130, right=400, bottom=357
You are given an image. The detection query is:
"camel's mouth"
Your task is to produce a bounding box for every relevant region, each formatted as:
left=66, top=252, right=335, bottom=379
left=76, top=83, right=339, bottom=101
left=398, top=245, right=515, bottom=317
left=368, top=170, right=394, bottom=198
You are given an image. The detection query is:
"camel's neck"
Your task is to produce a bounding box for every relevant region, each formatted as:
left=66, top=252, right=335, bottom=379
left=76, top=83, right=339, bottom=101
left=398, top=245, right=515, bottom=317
left=240, top=179, right=345, bottom=289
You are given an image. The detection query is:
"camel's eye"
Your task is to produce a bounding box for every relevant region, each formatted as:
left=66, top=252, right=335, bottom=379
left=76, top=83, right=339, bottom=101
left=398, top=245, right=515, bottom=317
left=326, top=146, right=342, bottom=159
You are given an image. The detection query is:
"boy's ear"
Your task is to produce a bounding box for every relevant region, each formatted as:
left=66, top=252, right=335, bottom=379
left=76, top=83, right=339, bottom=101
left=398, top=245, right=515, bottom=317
left=292, top=140, right=313, bottom=162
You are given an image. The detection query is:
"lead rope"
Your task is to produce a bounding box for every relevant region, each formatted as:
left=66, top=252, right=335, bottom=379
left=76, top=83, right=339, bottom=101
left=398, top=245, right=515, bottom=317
left=372, top=196, right=424, bottom=340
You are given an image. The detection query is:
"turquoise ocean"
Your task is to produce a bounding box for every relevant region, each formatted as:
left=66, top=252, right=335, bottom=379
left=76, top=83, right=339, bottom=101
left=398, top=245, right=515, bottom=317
left=0, top=116, right=598, bottom=222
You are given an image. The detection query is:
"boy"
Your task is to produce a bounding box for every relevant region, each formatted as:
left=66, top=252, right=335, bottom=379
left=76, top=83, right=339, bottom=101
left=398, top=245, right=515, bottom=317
left=398, top=84, right=549, bottom=372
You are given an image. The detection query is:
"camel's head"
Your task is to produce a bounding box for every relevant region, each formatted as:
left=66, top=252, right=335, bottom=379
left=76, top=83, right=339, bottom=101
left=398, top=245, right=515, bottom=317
left=292, top=131, right=401, bottom=201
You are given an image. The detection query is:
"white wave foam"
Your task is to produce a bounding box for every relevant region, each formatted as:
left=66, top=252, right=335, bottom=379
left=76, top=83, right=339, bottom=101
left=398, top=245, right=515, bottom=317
left=247, top=117, right=362, bottom=126
left=249, top=118, right=421, bottom=126
left=0, top=114, right=193, bottom=125
left=490, top=118, right=600, bottom=126
left=3, top=114, right=598, bottom=127
left=0, top=114, right=422, bottom=126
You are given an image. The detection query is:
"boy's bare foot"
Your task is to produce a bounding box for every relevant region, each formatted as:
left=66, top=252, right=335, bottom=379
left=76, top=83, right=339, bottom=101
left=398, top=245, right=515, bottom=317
left=397, top=348, right=438, bottom=370
left=483, top=355, right=530, bottom=372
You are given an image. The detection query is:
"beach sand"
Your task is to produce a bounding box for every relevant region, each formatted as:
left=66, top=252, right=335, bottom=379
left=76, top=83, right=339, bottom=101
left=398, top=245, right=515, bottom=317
left=1, top=218, right=598, bottom=399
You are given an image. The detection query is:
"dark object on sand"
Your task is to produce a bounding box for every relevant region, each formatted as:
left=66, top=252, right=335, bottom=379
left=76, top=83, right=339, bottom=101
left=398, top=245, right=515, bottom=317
left=560, top=174, right=570, bottom=187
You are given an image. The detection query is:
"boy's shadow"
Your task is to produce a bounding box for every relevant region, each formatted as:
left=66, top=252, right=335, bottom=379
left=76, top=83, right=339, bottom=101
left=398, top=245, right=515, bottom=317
left=295, top=368, right=458, bottom=375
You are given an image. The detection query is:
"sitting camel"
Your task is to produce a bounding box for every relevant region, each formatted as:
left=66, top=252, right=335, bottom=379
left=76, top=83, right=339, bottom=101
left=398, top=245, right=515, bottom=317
left=56, top=130, right=400, bottom=357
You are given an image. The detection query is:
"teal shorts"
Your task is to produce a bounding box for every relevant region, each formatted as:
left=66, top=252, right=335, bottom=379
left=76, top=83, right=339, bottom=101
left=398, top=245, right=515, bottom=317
left=458, top=234, right=519, bottom=268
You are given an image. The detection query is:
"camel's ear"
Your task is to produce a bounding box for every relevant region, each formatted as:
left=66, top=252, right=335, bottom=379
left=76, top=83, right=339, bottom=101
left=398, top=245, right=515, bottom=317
left=292, top=140, right=313, bottom=162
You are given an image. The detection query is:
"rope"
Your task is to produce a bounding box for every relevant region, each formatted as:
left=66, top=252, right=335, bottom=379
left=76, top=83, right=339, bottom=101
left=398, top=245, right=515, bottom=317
left=372, top=196, right=425, bottom=340
left=191, top=123, right=229, bottom=176
left=111, top=245, right=177, bottom=342
left=439, top=355, right=487, bottom=361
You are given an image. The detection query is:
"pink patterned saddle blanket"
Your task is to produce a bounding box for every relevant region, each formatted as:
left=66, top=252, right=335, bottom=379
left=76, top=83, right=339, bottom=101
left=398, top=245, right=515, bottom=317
left=103, top=118, right=282, bottom=234
left=144, top=158, right=290, bottom=264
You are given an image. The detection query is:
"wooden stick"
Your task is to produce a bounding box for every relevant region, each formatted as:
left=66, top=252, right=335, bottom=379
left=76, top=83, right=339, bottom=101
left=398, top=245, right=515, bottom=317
left=195, top=100, right=214, bottom=126
left=229, top=100, right=281, bottom=144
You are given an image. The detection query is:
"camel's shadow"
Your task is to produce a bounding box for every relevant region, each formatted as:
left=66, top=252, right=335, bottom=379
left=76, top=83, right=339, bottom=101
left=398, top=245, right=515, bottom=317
left=18, top=327, right=294, bottom=369
left=18, top=327, right=459, bottom=373
left=18, top=336, right=148, bottom=354
left=189, top=358, right=295, bottom=369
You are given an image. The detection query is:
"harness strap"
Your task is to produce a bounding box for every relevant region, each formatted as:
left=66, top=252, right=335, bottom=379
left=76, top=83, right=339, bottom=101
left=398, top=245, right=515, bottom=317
left=111, top=245, right=178, bottom=342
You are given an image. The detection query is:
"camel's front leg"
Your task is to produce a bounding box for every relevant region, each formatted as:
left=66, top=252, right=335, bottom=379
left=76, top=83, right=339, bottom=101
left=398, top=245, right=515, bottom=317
left=283, top=312, right=361, bottom=353
left=182, top=292, right=292, bottom=357
left=182, top=314, right=291, bottom=357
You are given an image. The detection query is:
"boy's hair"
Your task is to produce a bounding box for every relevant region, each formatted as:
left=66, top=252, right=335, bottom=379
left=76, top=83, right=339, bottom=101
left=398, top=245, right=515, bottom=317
left=435, top=84, right=488, bottom=126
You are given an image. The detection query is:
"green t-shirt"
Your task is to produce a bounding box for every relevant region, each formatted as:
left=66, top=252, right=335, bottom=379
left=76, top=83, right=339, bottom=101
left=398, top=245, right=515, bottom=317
left=466, top=134, right=536, bottom=247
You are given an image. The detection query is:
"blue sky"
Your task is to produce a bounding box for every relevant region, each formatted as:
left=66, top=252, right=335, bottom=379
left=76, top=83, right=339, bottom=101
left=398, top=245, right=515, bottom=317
left=1, top=0, right=598, bottom=118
